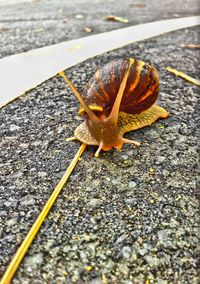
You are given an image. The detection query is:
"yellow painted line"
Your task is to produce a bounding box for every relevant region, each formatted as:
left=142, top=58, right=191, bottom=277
left=0, top=143, right=87, bottom=284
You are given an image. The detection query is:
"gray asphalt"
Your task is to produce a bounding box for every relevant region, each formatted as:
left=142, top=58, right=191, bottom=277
left=0, top=0, right=199, bottom=283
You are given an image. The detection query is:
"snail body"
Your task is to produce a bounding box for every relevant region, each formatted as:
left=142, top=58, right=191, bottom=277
left=60, top=58, right=169, bottom=157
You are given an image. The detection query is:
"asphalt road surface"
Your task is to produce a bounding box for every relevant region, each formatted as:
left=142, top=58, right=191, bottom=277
left=0, top=0, right=199, bottom=283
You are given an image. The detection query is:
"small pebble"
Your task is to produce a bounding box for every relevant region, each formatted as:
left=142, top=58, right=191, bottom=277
left=24, top=253, right=44, bottom=270
left=9, top=124, right=20, bottom=131
left=128, top=181, right=137, bottom=188
left=87, top=198, right=100, bottom=208
left=19, top=143, right=29, bottom=149
left=38, top=171, right=47, bottom=178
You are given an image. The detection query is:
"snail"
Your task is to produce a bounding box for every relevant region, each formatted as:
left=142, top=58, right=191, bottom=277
left=59, top=58, right=169, bottom=157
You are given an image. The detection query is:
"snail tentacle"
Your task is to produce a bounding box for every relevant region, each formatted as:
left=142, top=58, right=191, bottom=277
left=94, top=141, right=104, bottom=158
left=122, top=138, right=141, bottom=147
left=107, top=61, right=132, bottom=125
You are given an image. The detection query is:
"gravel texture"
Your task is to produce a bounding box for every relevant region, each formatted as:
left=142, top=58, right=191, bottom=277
left=0, top=0, right=199, bottom=283
left=0, top=0, right=199, bottom=58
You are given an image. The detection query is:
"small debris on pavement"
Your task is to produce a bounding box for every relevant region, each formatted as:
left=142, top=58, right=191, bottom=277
left=181, top=43, right=200, bottom=49
left=84, top=27, right=93, bottom=33
left=75, top=14, right=84, bottom=19
left=166, top=67, right=200, bottom=86
left=105, top=15, right=129, bottom=23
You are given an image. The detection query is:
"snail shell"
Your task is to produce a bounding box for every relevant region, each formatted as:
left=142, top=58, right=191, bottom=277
left=79, top=58, right=160, bottom=117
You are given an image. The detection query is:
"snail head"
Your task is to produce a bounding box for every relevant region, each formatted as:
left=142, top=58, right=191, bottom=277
left=59, top=70, right=140, bottom=157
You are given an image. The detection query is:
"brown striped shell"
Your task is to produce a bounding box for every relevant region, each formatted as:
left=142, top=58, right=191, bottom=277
left=79, top=58, right=160, bottom=117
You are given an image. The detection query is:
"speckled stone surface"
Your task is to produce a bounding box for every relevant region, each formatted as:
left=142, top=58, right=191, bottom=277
left=0, top=1, right=199, bottom=283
